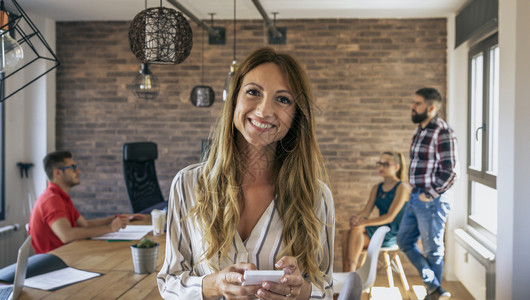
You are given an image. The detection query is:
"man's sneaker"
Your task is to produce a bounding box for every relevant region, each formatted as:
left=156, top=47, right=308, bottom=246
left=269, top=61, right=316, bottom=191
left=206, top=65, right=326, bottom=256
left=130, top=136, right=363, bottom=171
left=437, top=287, right=451, bottom=300
left=424, top=287, right=451, bottom=300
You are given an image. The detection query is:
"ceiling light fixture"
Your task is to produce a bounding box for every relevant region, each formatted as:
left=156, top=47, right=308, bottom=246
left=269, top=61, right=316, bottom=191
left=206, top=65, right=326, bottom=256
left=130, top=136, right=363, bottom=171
left=131, top=63, right=160, bottom=100
left=0, top=3, right=22, bottom=74
left=0, top=0, right=60, bottom=102
left=129, top=0, right=193, bottom=65
left=222, top=0, right=237, bottom=101
left=190, top=18, right=214, bottom=107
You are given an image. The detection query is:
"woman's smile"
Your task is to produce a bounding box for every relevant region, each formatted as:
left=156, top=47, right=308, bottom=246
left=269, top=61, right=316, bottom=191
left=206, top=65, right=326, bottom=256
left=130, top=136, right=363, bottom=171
left=233, top=62, right=296, bottom=148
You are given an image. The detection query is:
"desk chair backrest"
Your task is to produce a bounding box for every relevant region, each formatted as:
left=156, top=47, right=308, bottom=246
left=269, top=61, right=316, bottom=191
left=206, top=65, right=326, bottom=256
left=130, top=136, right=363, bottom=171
left=356, top=225, right=390, bottom=291
left=123, top=142, right=165, bottom=213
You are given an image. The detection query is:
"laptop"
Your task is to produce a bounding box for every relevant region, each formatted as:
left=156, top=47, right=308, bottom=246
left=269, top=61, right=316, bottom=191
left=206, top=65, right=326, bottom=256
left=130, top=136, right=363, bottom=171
left=0, top=236, right=32, bottom=300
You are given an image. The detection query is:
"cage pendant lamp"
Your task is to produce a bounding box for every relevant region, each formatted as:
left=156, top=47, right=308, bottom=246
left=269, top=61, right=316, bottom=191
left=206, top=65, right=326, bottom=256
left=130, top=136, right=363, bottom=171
left=129, top=0, right=193, bottom=65
left=0, top=0, right=60, bottom=103
left=222, top=0, right=238, bottom=101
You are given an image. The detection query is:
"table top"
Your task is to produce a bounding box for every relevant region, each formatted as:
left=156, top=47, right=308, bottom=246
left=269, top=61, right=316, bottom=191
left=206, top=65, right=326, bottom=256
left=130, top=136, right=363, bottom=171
left=19, top=215, right=165, bottom=300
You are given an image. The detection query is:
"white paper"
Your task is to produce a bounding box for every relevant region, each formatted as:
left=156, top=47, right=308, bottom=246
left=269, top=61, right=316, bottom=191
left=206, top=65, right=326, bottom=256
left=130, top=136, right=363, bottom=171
left=23, top=267, right=101, bottom=290
left=91, top=225, right=153, bottom=240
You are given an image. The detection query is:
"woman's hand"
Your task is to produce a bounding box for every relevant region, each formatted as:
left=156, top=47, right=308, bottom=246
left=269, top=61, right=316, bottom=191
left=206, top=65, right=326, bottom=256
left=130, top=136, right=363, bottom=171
left=203, top=262, right=261, bottom=300
left=256, top=256, right=309, bottom=299
left=349, top=214, right=362, bottom=227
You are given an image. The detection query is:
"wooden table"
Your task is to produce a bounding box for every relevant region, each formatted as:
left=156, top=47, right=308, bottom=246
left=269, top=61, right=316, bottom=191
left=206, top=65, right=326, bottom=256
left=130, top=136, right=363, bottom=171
left=19, top=216, right=165, bottom=299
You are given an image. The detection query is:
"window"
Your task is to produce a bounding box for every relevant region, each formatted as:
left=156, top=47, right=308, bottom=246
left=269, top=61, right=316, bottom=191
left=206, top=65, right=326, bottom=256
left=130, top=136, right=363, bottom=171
left=467, top=33, right=498, bottom=238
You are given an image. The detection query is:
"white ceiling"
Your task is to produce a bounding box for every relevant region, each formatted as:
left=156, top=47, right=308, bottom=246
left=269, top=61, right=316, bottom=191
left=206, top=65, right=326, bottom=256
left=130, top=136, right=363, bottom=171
left=14, top=0, right=468, bottom=22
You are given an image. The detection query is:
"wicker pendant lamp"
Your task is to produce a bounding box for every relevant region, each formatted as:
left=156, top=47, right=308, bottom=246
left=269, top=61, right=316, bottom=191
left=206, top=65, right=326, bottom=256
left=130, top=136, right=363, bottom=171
left=129, top=0, right=193, bottom=65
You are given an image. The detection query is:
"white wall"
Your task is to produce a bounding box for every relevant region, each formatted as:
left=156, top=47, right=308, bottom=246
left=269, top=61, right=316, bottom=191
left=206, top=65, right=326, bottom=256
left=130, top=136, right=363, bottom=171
left=0, top=12, right=56, bottom=250
left=445, top=14, right=470, bottom=282
left=497, top=0, right=530, bottom=299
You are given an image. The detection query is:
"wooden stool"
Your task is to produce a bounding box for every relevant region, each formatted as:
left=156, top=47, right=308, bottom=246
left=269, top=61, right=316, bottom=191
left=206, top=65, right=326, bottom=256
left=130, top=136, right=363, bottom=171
left=380, top=244, right=410, bottom=299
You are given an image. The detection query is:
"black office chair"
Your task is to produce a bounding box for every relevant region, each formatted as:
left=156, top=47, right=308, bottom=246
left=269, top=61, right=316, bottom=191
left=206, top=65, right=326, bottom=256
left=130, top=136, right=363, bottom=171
left=123, top=142, right=167, bottom=214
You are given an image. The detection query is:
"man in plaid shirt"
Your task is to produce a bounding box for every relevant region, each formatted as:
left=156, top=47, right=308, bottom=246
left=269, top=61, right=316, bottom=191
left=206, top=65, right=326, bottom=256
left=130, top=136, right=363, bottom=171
left=397, top=88, right=459, bottom=300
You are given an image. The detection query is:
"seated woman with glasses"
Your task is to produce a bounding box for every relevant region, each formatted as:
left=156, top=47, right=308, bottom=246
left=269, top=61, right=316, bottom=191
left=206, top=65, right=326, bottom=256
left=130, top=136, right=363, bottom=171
left=341, top=151, right=410, bottom=272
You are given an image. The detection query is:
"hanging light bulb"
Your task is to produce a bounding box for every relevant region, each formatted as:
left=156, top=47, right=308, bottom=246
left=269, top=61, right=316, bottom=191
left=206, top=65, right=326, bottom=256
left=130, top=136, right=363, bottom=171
left=131, top=63, right=160, bottom=100
left=222, top=0, right=237, bottom=101
left=0, top=2, right=24, bottom=74
left=222, top=60, right=237, bottom=101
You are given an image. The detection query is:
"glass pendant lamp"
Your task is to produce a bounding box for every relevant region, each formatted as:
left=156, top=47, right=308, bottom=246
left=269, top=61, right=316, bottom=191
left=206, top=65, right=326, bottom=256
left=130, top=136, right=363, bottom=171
left=132, top=63, right=160, bottom=100
left=0, top=2, right=23, bottom=74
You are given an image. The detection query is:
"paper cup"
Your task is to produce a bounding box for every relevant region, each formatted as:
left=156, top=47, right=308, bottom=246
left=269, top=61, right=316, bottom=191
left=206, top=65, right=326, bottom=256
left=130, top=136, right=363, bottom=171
left=151, top=209, right=166, bottom=236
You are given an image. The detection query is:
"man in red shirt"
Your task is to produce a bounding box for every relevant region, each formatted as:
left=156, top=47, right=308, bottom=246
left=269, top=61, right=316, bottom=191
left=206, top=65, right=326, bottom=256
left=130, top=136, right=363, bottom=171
left=29, top=151, right=131, bottom=253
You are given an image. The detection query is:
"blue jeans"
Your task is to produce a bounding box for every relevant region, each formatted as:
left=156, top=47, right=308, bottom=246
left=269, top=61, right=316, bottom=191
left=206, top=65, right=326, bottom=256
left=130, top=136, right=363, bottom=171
left=397, top=188, right=451, bottom=292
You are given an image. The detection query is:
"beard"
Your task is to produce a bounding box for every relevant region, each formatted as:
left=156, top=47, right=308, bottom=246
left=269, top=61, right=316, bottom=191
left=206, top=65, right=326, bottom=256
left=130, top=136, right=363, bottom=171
left=65, top=176, right=80, bottom=188
left=411, top=110, right=429, bottom=123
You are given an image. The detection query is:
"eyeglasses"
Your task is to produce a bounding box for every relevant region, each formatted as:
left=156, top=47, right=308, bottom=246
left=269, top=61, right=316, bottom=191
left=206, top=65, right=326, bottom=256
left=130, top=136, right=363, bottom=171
left=58, top=164, right=78, bottom=172
left=376, top=161, right=391, bottom=168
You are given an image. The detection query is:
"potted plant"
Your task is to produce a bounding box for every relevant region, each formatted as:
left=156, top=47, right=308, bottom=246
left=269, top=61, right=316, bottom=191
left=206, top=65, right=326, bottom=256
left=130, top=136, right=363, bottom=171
left=130, top=238, right=159, bottom=273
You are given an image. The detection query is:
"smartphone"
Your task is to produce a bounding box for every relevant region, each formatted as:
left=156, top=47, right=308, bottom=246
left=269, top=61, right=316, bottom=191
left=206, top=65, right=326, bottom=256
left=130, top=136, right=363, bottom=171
left=242, top=270, right=285, bottom=286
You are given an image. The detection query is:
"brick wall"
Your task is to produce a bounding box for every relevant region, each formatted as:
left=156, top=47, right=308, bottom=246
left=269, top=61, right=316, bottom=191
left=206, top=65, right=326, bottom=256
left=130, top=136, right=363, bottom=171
left=55, top=18, right=447, bottom=272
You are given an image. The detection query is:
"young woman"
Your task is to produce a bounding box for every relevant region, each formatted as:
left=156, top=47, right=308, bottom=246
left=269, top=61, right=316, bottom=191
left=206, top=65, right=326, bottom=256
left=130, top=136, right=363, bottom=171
left=341, top=151, right=409, bottom=272
left=157, top=47, right=334, bottom=299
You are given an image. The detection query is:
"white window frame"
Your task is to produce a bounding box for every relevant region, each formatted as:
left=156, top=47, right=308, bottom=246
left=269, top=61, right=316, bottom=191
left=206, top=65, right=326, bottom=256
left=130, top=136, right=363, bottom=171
left=467, top=32, right=498, bottom=240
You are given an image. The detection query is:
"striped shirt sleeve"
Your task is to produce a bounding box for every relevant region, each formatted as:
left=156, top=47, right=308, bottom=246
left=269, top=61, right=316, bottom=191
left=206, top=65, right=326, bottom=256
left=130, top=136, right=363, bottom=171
left=157, top=166, right=205, bottom=299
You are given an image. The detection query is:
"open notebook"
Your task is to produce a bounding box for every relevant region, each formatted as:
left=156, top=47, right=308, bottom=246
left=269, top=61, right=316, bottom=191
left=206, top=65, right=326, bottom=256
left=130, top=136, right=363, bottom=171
left=0, top=246, right=102, bottom=292
left=0, top=235, right=31, bottom=300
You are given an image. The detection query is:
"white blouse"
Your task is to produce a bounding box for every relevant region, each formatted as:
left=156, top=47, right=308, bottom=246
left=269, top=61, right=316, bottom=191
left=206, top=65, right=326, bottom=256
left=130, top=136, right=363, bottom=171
left=157, top=163, right=335, bottom=299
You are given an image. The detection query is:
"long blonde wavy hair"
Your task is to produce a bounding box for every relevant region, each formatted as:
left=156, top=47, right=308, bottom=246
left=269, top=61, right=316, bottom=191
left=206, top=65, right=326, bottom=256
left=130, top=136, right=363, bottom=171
left=189, top=47, right=330, bottom=289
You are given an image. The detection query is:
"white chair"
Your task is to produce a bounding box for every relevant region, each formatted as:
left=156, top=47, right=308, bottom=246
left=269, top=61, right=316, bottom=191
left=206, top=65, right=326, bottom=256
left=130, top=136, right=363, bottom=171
left=356, top=226, right=390, bottom=295
left=336, top=271, right=362, bottom=300
left=381, top=244, right=410, bottom=299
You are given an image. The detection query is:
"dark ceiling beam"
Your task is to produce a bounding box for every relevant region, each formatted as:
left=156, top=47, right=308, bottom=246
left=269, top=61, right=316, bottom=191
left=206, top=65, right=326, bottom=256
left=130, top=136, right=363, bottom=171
left=166, top=0, right=222, bottom=39
left=251, top=0, right=283, bottom=39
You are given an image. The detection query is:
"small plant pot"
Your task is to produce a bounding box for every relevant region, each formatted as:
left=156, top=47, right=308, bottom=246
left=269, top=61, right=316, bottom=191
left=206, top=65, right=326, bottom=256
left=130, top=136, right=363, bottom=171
left=130, top=243, right=159, bottom=274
